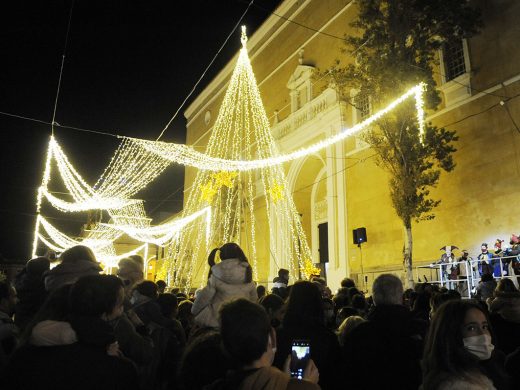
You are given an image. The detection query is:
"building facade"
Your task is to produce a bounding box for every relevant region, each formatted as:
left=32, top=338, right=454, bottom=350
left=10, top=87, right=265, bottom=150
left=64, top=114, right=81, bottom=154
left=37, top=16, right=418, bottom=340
left=183, top=0, right=520, bottom=291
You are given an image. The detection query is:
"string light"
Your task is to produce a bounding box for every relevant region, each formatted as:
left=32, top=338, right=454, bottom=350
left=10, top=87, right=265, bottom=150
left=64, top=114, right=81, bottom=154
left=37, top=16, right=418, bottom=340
left=127, top=83, right=427, bottom=171
left=159, top=26, right=315, bottom=290
left=268, top=181, right=285, bottom=203
left=101, top=207, right=212, bottom=246
left=32, top=133, right=211, bottom=268
left=32, top=24, right=427, bottom=286
left=301, top=259, right=321, bottom=279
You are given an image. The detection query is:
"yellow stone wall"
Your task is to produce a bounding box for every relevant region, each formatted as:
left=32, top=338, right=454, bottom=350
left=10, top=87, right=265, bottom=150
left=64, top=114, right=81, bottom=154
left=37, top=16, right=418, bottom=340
left=184, top=0, right=520, bottom=290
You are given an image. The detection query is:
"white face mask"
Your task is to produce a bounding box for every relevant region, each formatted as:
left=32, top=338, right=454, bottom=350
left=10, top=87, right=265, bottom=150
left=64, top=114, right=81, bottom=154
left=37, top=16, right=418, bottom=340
left=463, top=334, right=494, bottom=360
left=268, top=335, right=277, bottom=355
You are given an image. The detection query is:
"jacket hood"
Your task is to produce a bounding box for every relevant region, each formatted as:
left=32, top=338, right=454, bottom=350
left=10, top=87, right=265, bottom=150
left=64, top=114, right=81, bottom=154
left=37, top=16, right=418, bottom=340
left=211, top=258, right=250, bottom=285
left=44, top=260, right=102, bottom=291
left=489, top=296, right=520, bottom=323
left=30, top=320, right=78, bottom=346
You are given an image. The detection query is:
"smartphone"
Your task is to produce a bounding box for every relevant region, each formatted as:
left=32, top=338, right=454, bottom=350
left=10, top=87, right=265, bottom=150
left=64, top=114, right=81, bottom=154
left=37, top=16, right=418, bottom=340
left=290, top=339, right=311, bottom=379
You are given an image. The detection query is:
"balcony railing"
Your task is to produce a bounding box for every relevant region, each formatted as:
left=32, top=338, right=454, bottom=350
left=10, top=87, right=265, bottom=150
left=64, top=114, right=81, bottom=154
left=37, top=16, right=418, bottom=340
left=271, top=87, right=340, bottom=140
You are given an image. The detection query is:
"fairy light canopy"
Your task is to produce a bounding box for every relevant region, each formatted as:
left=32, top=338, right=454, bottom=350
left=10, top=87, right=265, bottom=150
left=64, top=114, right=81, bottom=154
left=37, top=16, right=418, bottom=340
left=31, top=23, right=427, bottom=287
left=32, top=133, right=211, bottom=269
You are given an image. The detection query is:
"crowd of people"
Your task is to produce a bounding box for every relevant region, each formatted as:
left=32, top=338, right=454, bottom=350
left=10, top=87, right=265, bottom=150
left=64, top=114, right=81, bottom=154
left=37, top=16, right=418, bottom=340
left=0, top=242, right=519, bottom=389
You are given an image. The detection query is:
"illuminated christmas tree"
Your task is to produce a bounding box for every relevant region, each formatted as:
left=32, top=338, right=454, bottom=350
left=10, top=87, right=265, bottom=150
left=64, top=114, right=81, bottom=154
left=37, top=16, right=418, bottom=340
left=162, top=27, right=314, bottom=290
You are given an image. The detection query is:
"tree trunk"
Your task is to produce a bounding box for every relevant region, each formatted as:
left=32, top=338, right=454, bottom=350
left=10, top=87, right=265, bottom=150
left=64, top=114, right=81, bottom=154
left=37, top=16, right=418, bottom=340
left=403, top=222, right=414, bottom=289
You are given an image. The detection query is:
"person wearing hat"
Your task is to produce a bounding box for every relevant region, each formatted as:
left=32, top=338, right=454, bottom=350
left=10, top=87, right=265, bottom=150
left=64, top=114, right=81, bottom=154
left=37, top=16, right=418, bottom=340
left=438, top=246, right=458, bottom=290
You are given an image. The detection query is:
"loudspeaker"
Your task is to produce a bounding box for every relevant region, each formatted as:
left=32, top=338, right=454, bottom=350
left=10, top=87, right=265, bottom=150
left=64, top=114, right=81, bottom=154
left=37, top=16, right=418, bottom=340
left=318, top=223, right=329, bottom=263
left=353, top=227, right=367, bottom=245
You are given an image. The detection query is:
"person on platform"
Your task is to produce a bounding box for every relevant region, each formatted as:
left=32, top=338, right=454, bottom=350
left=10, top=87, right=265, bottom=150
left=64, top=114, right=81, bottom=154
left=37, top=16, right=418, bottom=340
left=477, top=243, right=495, bottom=277
left=494, top=239, right=509, bottom=277
left=191, top=243, right=257, bottom=329
left=439, top=246, right=459, bottom=290
left=457, top=249, right=474, bottom=296
left=505, top=234, right=520, bottom=285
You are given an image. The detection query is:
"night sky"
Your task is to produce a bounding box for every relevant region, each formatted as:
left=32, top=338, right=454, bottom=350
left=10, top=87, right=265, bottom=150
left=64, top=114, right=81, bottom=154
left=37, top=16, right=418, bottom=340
left=0, top=0, right=282, bottom=261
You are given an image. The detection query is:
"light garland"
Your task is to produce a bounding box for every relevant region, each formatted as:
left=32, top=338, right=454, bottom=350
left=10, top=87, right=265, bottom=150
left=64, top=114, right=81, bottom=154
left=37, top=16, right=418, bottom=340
left=127, top=82, right=427, bottom=171
left=101, top=206, right=212, bottom=246
left=32, top=133, right=211, bottom=268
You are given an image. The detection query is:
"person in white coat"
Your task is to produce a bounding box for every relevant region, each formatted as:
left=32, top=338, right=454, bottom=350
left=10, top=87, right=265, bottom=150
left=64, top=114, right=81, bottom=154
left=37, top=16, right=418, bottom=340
left=191, top=243, right=257, bottom=329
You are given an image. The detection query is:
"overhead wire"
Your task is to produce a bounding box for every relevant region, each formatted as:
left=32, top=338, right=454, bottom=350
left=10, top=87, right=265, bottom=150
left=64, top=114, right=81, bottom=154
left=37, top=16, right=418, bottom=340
left=51, top=0, right=76, bottom=135
left=155, top=0, right=257, bottom=141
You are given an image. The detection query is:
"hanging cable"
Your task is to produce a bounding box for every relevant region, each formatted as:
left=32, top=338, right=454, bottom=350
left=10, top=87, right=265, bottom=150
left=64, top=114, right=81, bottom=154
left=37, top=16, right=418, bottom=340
left=51, top=0, right=76, bottom=135
left=155, top=0, right=256, bottom=141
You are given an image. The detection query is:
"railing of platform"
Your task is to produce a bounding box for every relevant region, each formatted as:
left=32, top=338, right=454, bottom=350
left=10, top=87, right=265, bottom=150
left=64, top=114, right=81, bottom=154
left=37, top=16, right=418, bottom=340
left=415, top=255, right=519, bottom=298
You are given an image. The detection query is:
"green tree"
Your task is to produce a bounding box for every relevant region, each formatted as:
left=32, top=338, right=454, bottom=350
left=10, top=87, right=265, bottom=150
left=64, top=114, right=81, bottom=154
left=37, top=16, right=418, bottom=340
left=329, top=0, right=481, bottom=287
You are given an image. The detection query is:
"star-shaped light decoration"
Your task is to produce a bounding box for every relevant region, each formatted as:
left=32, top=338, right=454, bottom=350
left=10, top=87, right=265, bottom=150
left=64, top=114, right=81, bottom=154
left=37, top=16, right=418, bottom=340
left=200, top=181, right=218, bottom=204
left=268, top=181, right=285, bottom=203
left=211, top=171, right=238, bottom=189
left=301, top=259, right=321, bottom=279
left=155, top=264, right=167, bottom=282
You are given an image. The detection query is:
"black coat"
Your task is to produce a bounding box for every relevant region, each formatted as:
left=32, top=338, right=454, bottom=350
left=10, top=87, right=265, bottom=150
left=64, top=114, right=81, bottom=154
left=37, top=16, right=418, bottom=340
left=273, top=321, right=342, bottom=390
left=341, top=304, right=426, bottom=390
left=14, top=271, right=47, bottom=331
left=3, top=342, right=139, bottom=390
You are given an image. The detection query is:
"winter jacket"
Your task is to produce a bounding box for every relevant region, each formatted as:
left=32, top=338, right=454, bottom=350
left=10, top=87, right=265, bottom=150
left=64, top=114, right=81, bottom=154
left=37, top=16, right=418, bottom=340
left=488, top=293, right=520, bottom=323
left=30, top=320, right=77, bottom=346
left=3, top=342, right=138, bottom=390
left=14, top=271, right=48, bottom=330
left=341, top=304, right=426, bottom=390
left=0, top=311, right=18, bottom=372
left=207, top=366, right=321, bottom=390
left=3, top=315, right=138, bottom=390
left=476, top=280, right=497, bottom=302
left=274, top=321, right=341, bottom=390
left=109, top=313, right=154, bottom=365
left=44, top=260, right=102, bottom=291
left=488, top=292, right=520, bottom=355
left=192, top=258, right=256, bottom=328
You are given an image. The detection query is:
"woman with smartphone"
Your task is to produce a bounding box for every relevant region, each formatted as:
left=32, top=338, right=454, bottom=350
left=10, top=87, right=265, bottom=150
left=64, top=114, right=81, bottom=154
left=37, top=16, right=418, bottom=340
left=273, top=281, right=342, bottom=390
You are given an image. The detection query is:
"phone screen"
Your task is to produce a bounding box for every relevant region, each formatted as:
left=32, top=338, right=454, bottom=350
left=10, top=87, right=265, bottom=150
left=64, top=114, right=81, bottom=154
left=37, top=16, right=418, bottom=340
left=290, top=340, right=311, bottom=379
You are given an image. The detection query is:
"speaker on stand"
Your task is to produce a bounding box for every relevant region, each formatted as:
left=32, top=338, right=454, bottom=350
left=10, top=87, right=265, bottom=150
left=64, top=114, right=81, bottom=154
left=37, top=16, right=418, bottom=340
left=353, top=227, right=368, bottom=292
